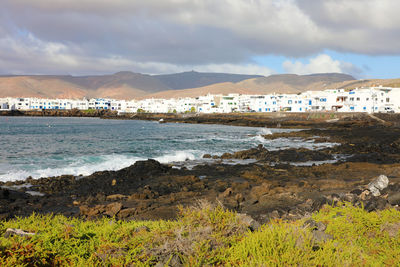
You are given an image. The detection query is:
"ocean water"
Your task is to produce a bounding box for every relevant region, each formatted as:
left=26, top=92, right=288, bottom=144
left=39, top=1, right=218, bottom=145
left=0, top=117, right=336, bottom=182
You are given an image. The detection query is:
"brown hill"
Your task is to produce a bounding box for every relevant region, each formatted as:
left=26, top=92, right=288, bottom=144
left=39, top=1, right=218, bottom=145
left=0, top=71, right=263, bottom=99
left=0, top=76, right=87, bottom=99
left=145, top=73, right=359, bottom=99
left=3, top=71, right=396, bottom=100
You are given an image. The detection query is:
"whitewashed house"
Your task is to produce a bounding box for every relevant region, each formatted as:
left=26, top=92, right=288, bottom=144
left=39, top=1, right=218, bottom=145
left=0, top=98, right=9, bottom=110
left=277, top=94, right=306, bottom=112
left=194, top=94, right=218, bottom=113
left=70, top=99, right=89, bottom=110
left=217, top=94, right=240, bottom=113
left=8, top=98, right=30, bottom=110
left=88, top=98, right=111, bottom=110
left=387, top=88, right=400, bottom=113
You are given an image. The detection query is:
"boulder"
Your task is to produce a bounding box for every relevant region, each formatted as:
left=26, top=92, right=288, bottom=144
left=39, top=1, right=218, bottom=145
left=123, top=159, right=170, bottom=176
left=364, top=197, right=388, bottom=212
left=79, top=204, right=106, bottom=217
left=368, top=175, right=389, bottom=197
left=220, top=188, right=233, bottom=198
left=350, top=189, right=362, bottom=195
left=388, top=192, right=400, bottom=205
left=0, top=189, right=9, bottom=199
left=106, top=194, right=126, bottom=201
left=303, top=219, right=332, bottom=245
left=237, top=213, right=261, bottom=231
left=0, top=188, right=29, bottom=200
left=248, top=182, right=270, bottom=201
left=118, top=208, right=136, bottom=219
left=303, top=219, right=326, bottom=231
left=104, top=202, right=123, bottom=217
left=312, top=230, right=333, bottom=243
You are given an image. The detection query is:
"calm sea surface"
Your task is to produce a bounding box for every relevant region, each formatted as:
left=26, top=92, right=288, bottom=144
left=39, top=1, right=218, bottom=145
left=0, top=117, right=333, bottom=182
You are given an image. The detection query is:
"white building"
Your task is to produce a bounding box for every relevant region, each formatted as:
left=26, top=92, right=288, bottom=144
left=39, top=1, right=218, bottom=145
left=0, top=86, right=399, bottom=114
left=0, top=98, right=9, bottom=110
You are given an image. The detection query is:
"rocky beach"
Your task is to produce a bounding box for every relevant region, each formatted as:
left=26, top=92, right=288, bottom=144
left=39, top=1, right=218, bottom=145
left=2, top=112, right=400, bottom=224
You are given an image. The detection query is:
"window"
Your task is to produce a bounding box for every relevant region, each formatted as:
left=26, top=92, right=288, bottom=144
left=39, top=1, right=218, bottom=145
left=356, top=98, right=360, bottom=101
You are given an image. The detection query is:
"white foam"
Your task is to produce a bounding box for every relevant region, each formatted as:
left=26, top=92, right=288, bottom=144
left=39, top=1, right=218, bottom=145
left=252, top=135, right=268, bottom=144
left=154, top=150, right=199, bottom=163
left=259, top=128, right=273, bottom=135
left=0, top=154, right=144, bottom=182
left=0, top=150, right=206, bottom=182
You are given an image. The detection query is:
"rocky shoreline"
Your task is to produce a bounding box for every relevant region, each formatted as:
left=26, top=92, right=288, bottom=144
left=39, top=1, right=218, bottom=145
left=3, top=109, right=400, bottom=128
left=2, top=113, right=400, bottom=224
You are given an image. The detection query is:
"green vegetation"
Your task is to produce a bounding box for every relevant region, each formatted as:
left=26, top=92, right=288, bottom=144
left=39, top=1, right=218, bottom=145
left=183, top=107, right=196, bottom=114
left=80, top=109, right=99, bottom=114
left=1, top=202, right=400, bottom=266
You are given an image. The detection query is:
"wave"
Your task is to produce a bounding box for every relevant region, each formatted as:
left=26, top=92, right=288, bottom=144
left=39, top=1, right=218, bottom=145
left=0, top=154, right=142, bottom=182
left=154, top=150, right=201, bottom=163
left=259, top=128, right=273, bottom=135
left=0, top=150, right=205, bottom=182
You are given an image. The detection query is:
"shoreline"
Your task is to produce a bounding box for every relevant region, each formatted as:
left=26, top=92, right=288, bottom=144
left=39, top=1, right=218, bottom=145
left=2, top=109, right=400, bottom=129
left=2, top=117, right=400, bottom=222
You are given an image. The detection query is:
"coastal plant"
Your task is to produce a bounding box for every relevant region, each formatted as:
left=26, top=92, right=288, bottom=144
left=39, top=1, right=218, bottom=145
left=1, top=203, right=400, bottom=266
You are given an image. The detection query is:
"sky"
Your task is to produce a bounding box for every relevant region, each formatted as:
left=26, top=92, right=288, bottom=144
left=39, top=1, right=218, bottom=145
left=1, top=0, right=400, bottom=79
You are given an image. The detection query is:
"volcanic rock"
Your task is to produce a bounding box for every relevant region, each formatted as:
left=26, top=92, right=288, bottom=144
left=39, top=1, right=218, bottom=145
left=388, top=192, right=400, bottom=205
left=104, top=202, right=123, bottom=217
left=118, top=208, right=137, bottom=219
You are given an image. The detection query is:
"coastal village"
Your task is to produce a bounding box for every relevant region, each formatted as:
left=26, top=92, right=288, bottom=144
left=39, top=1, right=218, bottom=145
left=1, top=85, right=399, bottom=114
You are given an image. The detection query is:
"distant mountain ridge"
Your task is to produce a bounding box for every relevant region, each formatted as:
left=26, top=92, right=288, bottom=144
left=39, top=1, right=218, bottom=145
left=0, top=71, right=382, bottom=100
left=154, top=71, right=263, bottom=90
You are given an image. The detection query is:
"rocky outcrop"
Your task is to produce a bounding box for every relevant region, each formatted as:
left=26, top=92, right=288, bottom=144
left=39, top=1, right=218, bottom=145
left=218, top=144, right=333, bottom=163
left=2, top=121, right=400, bottom=222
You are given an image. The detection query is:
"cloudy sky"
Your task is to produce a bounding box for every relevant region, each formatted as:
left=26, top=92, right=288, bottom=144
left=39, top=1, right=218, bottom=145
left=1, top=0, right=400, bottom=78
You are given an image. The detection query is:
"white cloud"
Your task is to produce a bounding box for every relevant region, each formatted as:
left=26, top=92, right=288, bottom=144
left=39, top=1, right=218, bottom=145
left=195, top=64, right=274, bottom=76
left=1, top=0, right=399, bottom=74
left=0, top=32, right=274, bottom=76
left=282, top=54, right=360, bottom=76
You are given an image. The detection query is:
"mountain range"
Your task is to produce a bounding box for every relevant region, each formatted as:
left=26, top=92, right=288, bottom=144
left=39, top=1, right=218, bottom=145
left=0, top=71, right=399, bottom=99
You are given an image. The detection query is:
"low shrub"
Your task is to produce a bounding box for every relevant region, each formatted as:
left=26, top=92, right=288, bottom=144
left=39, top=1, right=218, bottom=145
left=0, top=202, right=399, bottom=266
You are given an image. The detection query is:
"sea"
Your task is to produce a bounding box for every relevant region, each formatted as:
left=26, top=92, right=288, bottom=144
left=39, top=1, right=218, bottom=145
left=0, top=117, right=336, bottom=182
